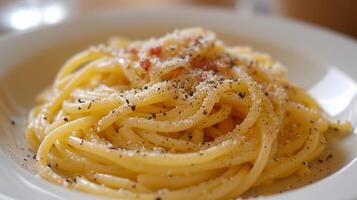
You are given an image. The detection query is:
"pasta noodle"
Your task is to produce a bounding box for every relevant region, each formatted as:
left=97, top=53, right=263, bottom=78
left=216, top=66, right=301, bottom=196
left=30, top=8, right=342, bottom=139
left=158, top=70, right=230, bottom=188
left=26, top=28, right=351, bottom=199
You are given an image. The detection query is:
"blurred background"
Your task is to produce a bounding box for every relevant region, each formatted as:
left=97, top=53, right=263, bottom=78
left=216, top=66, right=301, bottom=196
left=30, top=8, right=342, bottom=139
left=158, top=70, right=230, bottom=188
left=0, top=0, right=356, bottom=39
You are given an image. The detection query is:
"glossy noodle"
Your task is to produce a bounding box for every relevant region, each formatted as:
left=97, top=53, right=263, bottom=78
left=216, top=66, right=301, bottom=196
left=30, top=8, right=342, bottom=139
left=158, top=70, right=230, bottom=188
left=26, top=28, right=351, bottom=199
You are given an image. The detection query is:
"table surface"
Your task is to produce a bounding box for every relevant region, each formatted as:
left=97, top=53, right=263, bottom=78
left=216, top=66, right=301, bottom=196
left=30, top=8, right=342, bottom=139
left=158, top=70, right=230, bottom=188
left=0, top=0, right=356, bottom=40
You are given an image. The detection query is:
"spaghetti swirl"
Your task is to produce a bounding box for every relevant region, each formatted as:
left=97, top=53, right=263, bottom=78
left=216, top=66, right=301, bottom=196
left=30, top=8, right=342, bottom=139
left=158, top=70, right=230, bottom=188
left=26, top=28, right=351, bottom=199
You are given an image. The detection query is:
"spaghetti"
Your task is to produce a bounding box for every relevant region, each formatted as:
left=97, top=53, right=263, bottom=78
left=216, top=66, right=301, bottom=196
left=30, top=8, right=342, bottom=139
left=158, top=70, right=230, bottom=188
left=26, top=28, right=351, bottom=199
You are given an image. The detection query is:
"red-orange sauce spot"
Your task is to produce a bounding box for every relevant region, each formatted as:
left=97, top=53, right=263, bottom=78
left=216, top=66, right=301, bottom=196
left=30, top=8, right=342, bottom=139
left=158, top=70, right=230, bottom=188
left=149, top=46, right=162, bottom=57
left=191, top=57, right=217, bottom=71
left=140, top=59, right=151, bottom=71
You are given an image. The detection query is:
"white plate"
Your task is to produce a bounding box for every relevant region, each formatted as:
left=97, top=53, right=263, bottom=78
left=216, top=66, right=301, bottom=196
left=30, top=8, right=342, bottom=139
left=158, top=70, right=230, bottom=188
left=0, top=6, right=356, bottom=200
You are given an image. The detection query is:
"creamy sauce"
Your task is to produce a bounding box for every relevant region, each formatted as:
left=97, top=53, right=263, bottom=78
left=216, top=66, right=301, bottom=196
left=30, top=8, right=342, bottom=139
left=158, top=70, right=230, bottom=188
left=244, top=131, right=351, bottom=197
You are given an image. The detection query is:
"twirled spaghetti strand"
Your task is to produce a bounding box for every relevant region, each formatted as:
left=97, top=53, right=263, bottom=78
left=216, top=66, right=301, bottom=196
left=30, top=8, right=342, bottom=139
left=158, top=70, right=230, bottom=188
left=26, top=28, right=351, bottom=200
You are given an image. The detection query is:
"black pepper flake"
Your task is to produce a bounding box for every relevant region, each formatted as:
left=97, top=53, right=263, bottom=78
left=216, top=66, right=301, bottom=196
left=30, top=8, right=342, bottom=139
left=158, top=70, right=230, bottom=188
left=326, top=154, right=333, bottom=161
left=78, top=99, right=85, bottom=103
left=203, top=110, right=208, bottom=115
left=10, top=120, right=15, bottom=125
left=318, top=159, right=324, bottom=163
left=155, top=197, right=162, bottom=200
left=87, top=102, right=92, bottom=109
left=78, top=107, right=81, bottom=110
left=63, top=117, right=68, bottom=122
left=131, top=105, right=136, bottom=111
left=265, top=92, right=269, bottom=96
left=125, top=99, right=130, bottom=104
left=238, top=92, right=246, bottom=99
left=23, top=158, right=27, bottom=161
left=151, top=113, right=156, bottom=118
left=143, top=86, right=148, bottom=90
left=47, top=164, right=52, bottom=168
